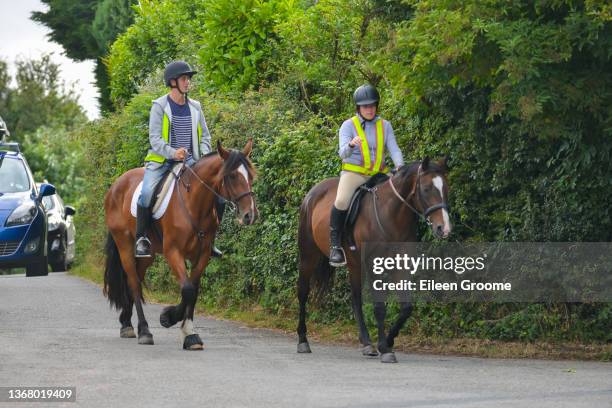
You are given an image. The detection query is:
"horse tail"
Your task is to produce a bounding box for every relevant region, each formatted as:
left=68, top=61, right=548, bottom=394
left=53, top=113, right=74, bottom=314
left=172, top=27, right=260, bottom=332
left=298, top=190, right=335, bottom=300
left=103, top=232, right=132, bottom=311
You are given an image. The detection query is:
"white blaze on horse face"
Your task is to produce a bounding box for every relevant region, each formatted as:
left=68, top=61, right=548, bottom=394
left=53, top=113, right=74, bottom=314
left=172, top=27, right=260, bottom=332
left=237, top=164, right=255, bottom=217
left=180, top=318, right=195, bottom=343
left=432, top=176, right=451, bottom=236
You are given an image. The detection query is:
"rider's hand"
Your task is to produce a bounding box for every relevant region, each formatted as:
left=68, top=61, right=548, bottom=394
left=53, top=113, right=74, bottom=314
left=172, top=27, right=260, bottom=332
left=174, top=148, right=187, bottom=160
left=349, top=136, right=361, bottom=148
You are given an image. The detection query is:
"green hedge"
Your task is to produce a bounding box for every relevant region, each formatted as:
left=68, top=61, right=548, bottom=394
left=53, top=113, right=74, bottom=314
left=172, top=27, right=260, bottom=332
left=75, top=0, right=611, bottom=343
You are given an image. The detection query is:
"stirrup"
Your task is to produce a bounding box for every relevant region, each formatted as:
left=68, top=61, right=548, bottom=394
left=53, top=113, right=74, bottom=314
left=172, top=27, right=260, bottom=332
left=135, top=236, right=152, bottom=258
left=329, top=246, right=346, bottom=267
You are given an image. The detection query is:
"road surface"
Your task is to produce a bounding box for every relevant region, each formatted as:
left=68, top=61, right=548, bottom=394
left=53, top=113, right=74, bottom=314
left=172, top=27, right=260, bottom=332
left=0, top=273, right=610, bottom=407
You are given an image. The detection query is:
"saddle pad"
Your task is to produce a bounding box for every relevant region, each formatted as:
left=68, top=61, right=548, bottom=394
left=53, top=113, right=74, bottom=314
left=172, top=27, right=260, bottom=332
left=346, top=172, right=389, bottom=229
left=130, top=178, right=176, bottom=220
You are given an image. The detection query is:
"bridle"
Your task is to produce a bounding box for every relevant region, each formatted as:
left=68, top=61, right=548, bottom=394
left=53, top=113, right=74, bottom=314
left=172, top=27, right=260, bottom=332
left=174, top=159, right=255, bottom=240
left=387, top=164, right=450, bottom=226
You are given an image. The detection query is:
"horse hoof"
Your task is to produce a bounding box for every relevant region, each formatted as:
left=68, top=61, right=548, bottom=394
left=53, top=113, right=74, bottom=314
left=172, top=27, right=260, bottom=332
left=361, top=344, right=379, bottom=357
left=380, top=352, right=397, bottom=363
left=183, top=334, right=204, bottom=350
left=120, top=326, right=136, bottom=338
left=160, top=306, right=176, bottom=328
left=297, top=342, right=312, bottom=353
left=138, top=334, right=154, bottom=345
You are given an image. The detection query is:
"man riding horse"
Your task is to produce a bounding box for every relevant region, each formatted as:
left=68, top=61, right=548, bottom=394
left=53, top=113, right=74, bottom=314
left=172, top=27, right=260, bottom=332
left=135, top=60, right=224, bottom=258
left=329, top=84, right=405, bottom=266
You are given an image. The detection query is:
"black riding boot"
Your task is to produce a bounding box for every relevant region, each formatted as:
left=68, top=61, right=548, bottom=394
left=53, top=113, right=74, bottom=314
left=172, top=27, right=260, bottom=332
left=211, top=197, right=225, bottom=258
left=135, top=205, right=152, bottom=258
left=329, top=206, right=348, bottom=267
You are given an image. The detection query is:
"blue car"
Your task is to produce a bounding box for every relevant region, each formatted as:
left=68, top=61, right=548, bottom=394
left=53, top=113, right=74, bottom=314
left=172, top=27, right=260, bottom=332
left=0, top=143, right=55, bottom=276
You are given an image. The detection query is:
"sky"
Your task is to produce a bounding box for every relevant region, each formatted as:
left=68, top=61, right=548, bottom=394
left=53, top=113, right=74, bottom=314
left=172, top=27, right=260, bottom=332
left=0, top=0, right=100, bottom=120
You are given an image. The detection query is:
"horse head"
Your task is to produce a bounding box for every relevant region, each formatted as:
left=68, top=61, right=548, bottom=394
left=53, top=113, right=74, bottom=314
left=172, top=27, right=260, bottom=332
left=217, top=138, right=258, bottom=225
left=393, top=157, right=451, bottom=239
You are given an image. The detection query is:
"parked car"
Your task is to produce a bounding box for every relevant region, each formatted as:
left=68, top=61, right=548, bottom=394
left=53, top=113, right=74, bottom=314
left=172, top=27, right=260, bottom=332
left=0, top=143, right=55, bottom=276
left=40, top=188, right=76, bottom=271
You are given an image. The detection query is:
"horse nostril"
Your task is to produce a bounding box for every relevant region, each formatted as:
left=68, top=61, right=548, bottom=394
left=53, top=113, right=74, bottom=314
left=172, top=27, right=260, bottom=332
left=436, top=225, right=443, bottom=235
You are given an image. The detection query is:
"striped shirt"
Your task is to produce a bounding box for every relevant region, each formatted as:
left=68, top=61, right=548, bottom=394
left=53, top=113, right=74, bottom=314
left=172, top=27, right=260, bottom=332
left=167, top=96, right=193, bottom=161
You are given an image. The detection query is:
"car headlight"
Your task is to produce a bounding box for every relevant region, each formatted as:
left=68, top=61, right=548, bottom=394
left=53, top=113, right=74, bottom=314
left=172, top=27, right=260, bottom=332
left=48, top=216, right=60, bottom=231
left=6, top=202, right=37, bottom=227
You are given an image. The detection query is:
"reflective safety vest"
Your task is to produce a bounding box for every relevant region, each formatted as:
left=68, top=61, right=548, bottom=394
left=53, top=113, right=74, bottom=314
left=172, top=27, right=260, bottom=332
left=144, top=113, right=203, bottom=163
left=341, top=116, right=388, bottom=176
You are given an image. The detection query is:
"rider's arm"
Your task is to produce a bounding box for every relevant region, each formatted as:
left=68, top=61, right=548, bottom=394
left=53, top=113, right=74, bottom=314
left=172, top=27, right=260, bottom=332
left=197, top=105, right=212, bottom=155
left=384, top=121, right=404, bottom=169
left=149, top=102, right=177, bottom=160
left=338, top=120, right=356, bottom=159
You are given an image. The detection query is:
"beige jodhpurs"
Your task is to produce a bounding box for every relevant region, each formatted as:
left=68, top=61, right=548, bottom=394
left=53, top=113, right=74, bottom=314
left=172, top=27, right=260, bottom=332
left=334, top=171, right=370, bottom=210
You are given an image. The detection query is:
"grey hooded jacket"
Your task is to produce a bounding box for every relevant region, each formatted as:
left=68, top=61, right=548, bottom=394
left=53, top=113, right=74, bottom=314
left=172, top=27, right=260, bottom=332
left=146, top=95, right=212, bottom=164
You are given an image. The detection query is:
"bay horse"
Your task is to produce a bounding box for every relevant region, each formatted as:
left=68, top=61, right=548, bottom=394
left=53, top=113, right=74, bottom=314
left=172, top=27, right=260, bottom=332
left=297, top=157, right=451, bottom=362
left=103, top=139, right=257, bottom=350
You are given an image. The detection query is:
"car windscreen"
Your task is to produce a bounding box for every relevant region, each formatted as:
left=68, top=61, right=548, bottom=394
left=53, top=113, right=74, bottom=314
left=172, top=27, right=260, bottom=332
left=0, top=157, right=31, bottom=193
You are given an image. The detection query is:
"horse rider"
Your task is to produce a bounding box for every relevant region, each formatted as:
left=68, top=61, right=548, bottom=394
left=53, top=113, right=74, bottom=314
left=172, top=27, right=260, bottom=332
left=135, top=60, right=224, bottom=258
left=329, top=84, right=404, bottom=266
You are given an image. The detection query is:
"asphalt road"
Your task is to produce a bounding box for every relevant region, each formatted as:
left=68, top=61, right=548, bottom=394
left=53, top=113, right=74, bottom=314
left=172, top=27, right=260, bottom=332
left=0, top=272, right=610, bottom=408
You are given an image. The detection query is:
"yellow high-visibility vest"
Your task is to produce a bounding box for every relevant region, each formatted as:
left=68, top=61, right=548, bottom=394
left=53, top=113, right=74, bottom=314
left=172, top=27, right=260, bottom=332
left=342, top=116, right=388, bottom=176
left=144, top=113, right=202, bottom=163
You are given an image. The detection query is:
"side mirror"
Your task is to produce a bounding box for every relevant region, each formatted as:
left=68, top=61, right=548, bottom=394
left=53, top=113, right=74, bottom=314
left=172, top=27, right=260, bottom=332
left=37, top=183, right=56, bottom=202
left=65, top=205, right=76, bottom=217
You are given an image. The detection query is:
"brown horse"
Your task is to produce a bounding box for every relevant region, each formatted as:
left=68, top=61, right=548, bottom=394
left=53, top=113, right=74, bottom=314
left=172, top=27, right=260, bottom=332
left=103, top=139, right=257, bottom=349
left=297, top=157, right=450, bottom=362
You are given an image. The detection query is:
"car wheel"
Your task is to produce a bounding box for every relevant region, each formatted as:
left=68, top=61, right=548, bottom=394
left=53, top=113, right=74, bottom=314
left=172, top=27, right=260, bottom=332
left=51, top=235, right=68, bottom=272
left=26, top=259, right=49, bottom=277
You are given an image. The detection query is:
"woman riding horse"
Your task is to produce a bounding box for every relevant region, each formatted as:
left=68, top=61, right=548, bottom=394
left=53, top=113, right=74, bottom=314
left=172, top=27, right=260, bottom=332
left=297, top=85, right=451, bottom=362
left=135, top=60, right=223, bottom=258
left=329, top=84, right=404, bottom=266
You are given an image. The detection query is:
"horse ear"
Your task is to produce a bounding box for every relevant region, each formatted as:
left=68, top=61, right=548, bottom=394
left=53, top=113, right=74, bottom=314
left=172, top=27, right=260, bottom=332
left=217, top=140, right=230, bottom=160
left=422, top=156, right=430, bottom=171
left=243, top=138, right=253, bottom=157
left=439, top=155, right=449, bottom=172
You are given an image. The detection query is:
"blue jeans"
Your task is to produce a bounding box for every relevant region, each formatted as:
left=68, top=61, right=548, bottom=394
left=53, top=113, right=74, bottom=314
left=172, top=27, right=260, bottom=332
left=138, top=161, right=171, bottom=208
left=138, top=159, right=196, bottom=208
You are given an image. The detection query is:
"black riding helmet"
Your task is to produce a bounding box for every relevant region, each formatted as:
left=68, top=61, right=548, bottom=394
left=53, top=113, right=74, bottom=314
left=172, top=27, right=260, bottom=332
left=353, top=84, right=380, bottom=106
left=164, top=60, right=197, bottom=87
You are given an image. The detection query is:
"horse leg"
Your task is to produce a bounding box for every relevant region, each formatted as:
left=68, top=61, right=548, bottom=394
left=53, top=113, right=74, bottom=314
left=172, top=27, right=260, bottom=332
left=180, top=254, right=209, bottom=351
left=117, top=244, right=153, bottom=345
left=296, top=261, right=312, bottom=353
left=347, top=258, right=377, bottom=357
left=374, top=301, right=396, bottom=363
left=119, top=297, right=135, bottom=338
left=386, top=302, right=413, bottom=350
left=159, top=252, right=189, bottom=329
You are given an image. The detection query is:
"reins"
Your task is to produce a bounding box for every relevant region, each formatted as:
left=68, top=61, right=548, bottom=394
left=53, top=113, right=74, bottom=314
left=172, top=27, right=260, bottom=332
left=172, top=157, right=255, bottom=241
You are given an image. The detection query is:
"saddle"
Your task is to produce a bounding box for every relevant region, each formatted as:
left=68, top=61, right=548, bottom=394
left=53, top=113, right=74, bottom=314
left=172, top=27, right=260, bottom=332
left=344, top=172, right=389, bottom=250
left=130, top=163, right=184, bottom=220
left=151, top=163, right=184, bottom=213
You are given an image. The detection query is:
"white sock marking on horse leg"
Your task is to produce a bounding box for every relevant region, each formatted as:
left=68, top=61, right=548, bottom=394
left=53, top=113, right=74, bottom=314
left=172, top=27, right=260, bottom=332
left=432, top=176, right=451, bottom=235
left=180, top=318, right=195, bottom=343
left=238, top=164, right=255, bottom=216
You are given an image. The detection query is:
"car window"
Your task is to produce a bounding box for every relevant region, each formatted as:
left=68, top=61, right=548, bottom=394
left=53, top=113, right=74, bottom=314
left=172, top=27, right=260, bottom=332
left=42, top=195, right=55, bottom=210
left=0, top=157, right=30, bottom=193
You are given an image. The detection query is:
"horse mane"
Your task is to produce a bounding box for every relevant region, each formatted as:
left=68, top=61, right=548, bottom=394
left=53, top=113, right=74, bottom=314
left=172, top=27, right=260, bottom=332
left=397, top=159, right=445, bottom=180
left=196, top=149, right=256, bottom=179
